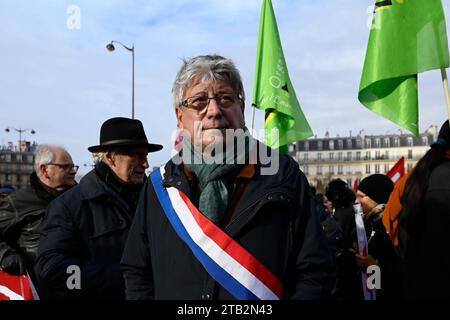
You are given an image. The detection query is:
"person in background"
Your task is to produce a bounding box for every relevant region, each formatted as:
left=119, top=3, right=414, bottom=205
left=0, top=185, right=15, bottom=199
left=0, top=145, right=76, bottom=285
left=354, top=174, right=402, bottom=300
left=400, top=120, right=450, bottom=299
left=315, top=193, right=333, bottom=215
left=325, top=179, right=356, bottom=299
left=34, top=117, right=162, bottom=299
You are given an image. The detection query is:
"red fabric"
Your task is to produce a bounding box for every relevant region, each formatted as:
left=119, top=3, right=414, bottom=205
left=386, top=157, right=405, bottom=184
left=0, top=271, right=37, bottom=300
left=353, top=179, right=358, bottom=193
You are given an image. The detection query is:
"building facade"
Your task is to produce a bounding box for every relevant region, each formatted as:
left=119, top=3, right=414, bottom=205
left=289, top=126, right=439, bottom=192
left=0, top=141, right=37, bottom=190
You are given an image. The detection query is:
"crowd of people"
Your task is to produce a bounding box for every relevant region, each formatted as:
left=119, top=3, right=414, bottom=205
left=1, top=54, right=449, bottom=300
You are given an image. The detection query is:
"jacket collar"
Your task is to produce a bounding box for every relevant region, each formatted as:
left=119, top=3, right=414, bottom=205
left=30, top=172, right=60, bottom=202
left=162, top=143, right=296, bottom=236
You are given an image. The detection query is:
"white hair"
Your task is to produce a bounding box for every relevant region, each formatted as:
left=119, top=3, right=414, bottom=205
left=172, top=54, right=245, bottom=109
left=34, top=145, right=65, bottom=176
left=92, top=151, right=117, bottom=165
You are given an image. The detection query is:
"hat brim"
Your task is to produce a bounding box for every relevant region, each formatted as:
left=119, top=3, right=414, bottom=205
left=88, top=142, right=163, bottom=153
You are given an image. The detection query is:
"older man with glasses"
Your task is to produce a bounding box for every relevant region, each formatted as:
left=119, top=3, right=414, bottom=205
left=0, top=145, right=76, bottom=285
left=121, top=55, right=334, bottom=300
left=34, top=117, right=162, bottom=300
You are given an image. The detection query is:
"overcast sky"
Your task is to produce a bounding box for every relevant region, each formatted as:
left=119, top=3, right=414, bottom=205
left=1, top=0, right=450, bottom=177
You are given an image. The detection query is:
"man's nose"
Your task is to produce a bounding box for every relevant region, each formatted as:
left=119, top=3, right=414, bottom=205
left=142, top=157, right=149, bottom=169
left=204, top=98, right=223, bottom=118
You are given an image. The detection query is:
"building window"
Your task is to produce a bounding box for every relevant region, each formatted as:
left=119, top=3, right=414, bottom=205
left=375, top=164, right=380, bottom=173
left=394, top=137, right=400, bottom=147
left=347, top=152, right=352, bottom=161
left=338, top=140, right=343, bottom=149
left=329, top=140, right=334, bottom=150
left=375, top=151, right=381, bottom=159
left=338, top=165, right=343, bottom=174
left=422, top=136, right=428, bottom=145
left=365, top=139, right=371, bottom=148
left=366, top=164, right=371, bottom=174
left=318, top=141, right=323, bottom=151
left=346, top=166, right=352, bottom=174
left=356, top=152, right=361, bottom=160
left=329, top=152, right=334, bottom=160
left=384, top=150, right=389, bottom=160
left=304, top=141, right=309, bottom=151
left=289, top=144, right=295, bottom=153
left=317, top=166, right=322, bottom=175
left=346, top=139, right=352, bottom=148
left=304, top=153, right=309, bottom=161
left=374, top=138, right=380, bottom=148
left=408, top=149, right=413, bottom=159
left=304, top=166, right=309, bottom=175
left=384, top=164, right=390, bottom=173
left=317, top=153, right=322, bottom=161
left=356, top=139, right=362, bottom=148
left=337, top=152, right=342, bottom=161
left=384, top=138, right=390, bottom=148
left=347, top=178, right=352, bottom=186
left=407, top=137, right=413, bottom=147
left=329, top=165, right=334, bottom=174
left=366, top=151, right=371, bottom=160
left=407, top=163, right=413, bottom=172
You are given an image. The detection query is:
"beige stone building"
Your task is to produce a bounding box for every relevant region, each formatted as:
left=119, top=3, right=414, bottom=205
left=289, top=125, right=439, bottom=192
left=0, top=141, right=37, bottom=190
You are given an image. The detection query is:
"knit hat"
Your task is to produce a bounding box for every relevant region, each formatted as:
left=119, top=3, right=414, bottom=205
left=358, top=174, right=394, bottom=204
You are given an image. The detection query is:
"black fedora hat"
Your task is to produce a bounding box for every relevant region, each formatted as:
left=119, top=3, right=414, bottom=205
left=88, top=117, right=163, bottom=153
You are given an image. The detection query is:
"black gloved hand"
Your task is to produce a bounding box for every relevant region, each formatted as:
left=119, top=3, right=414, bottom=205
left=0, top=253, right=26, bottom=275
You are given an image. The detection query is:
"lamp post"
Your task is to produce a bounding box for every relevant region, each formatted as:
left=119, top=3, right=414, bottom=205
left=4, top=127, right=36, bottom=152
left=106, top=40, right=135, bottom=119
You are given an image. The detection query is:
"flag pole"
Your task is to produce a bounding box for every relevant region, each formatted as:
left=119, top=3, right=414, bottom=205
left=440, top=68, right=450, bottom=122
left=250, top=105, right=256, bottom=133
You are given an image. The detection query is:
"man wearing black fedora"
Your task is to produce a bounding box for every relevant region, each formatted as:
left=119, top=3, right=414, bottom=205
left=34, top=117, right=162, bottom=299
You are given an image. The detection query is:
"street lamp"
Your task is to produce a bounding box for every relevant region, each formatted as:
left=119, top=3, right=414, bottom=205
left=106, top=40, right=135, bottom=119
left=4, top=127, right=36, bottom=152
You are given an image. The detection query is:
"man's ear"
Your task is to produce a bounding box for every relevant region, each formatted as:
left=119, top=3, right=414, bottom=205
left=104, top=152, right=115, bottom=167
left=175, top=107, right=183, bottom=129
left=39, top=164, right=48, bottom=178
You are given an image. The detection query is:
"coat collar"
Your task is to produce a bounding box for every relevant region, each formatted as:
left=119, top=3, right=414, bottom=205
left=161, top=143, right=297, bottom=236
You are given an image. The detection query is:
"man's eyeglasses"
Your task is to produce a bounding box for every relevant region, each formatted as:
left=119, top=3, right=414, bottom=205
left=179, top=93, right=241, bottom=113
left=47, top=163, right=79, bottom=172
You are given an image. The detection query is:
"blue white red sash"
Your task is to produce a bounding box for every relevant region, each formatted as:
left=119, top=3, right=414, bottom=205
left=150, top=167, right=283, bottom=300
left=353, top=204, right=376, bottom=301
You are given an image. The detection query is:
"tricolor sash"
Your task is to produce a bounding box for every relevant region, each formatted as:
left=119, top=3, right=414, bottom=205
left=353, top=204, right=376, bottom=301
left=150, top=167, right=283, bottom=300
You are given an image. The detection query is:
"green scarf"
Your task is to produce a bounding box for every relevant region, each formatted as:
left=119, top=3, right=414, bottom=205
left=183, top=127, right=255, bottom=225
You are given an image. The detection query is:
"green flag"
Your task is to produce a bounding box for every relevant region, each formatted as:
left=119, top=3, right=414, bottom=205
left=359, top=0, right=450, bottom=136
left=252, top=0, right=313, bottom=153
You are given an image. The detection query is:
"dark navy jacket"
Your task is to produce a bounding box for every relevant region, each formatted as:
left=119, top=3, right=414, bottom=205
left=121, top=147, right=334, bottom=300
left=35, top=168, right=137, bottom=299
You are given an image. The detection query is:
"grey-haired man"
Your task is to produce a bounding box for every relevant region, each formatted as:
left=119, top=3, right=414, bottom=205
left=0, top=145, right=76, bottom=280
left=121, top=55, right=334, bottom=300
